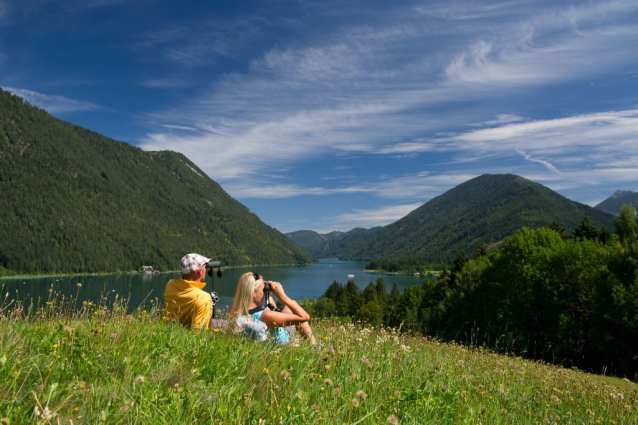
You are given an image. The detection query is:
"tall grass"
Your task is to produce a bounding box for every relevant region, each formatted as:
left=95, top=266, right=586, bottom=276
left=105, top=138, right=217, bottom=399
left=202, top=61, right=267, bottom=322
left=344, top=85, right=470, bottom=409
left=0, top=288, right=636, bottom=424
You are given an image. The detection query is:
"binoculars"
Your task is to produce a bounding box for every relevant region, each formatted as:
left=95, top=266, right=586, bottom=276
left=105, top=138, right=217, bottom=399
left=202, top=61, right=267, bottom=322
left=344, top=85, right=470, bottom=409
left=206, top=260, right=223, bottom=278
left=206, top=260, right=223, bottom=307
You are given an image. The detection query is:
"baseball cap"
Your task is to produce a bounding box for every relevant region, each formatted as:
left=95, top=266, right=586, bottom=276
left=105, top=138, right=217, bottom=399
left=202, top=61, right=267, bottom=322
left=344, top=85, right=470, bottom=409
left=179, top=253, right=211, bottom=274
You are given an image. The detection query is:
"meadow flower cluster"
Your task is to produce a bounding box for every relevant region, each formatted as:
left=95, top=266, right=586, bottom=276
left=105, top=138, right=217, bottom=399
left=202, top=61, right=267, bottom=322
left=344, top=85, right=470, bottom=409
left=0, top=288, right=636, bottom=423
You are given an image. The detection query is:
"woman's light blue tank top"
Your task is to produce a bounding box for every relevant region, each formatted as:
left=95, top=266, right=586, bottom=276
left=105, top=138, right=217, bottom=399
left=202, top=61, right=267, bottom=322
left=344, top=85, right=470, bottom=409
left=251, top=309, right=290, bottom=345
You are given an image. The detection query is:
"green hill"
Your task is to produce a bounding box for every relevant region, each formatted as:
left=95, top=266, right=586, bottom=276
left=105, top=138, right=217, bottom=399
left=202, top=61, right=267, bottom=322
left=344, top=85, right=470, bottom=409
left=340, top=174, right=616, bottom=263
left=595, top=190, right=638, bottom=216
left=286, top=230, right=336, bottom=258
left=2, top=310, right=635, bottom=423
left=0, top=89, right=312, bottom=275
left=287, top=227, right=378, bottom=258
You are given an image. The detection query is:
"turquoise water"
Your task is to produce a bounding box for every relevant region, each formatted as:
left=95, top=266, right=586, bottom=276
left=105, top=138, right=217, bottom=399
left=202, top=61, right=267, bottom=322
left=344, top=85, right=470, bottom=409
left=0, top=259, right=426, bottom=313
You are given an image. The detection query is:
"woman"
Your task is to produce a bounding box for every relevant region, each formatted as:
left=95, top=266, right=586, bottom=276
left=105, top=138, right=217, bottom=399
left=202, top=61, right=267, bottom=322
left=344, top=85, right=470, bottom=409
left=230, top=272, right=317, bottom=345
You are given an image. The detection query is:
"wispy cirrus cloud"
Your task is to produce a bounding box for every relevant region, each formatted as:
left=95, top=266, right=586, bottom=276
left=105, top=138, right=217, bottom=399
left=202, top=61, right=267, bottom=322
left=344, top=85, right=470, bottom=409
left=379, top=109, right=638, bottom=158
left=2, top=87, right=100, bottom=113
left=516, top=150, right=561, bottom=174
left=471, top=114, right=527, bottom=127
left=161, top=124, right=197, bottom=131
left=334, top=203, right=423, bottom=229
left=443, top=0, right=638, bottom=86
left=134, top=16, right=265, bottom=67
left=226, top=172, right=477, bottom=200
left=450, top=110, right=638, bottom=155
left=137, top=0, right=638, bottom=222
left=225, top=183, right=374, bottom=199
left=142, top=2, right=638, bottom=172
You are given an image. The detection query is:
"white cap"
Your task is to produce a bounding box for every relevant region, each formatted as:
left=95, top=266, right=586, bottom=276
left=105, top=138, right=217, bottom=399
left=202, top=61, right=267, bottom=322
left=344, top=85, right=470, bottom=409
left=179, top=253, right=211, bottom=274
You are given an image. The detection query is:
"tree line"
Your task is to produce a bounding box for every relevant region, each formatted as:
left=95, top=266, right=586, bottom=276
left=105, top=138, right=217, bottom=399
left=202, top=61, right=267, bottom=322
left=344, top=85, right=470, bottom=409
left=305, top=205, right=638, bottom=379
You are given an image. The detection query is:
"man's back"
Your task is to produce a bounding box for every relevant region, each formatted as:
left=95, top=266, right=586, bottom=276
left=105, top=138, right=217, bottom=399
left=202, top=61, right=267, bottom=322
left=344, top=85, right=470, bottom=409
left=164, top=277, right=212, bottom=329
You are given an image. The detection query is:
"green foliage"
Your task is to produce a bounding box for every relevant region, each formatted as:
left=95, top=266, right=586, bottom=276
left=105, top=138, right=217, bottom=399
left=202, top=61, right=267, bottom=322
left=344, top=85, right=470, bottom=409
left=614, top=204, right=637, bottom=245
left=365, top=257, right=444, bottom=274
left=311, top=224, right=638, bottom=379
left=0, top=89, right=312, bottom=274
left=374, top=278, right=388, bottom=304
left=547, top=221, right=567, bottom=239
left=425, top=227, right=638, bottom=378
left=573, top=217, right=600, bottom=240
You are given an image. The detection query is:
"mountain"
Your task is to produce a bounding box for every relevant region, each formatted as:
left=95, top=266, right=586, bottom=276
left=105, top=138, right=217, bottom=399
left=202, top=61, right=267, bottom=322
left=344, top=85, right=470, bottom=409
left=0, top=89, right=312, bottom=275
left=338, top=174, right=616, bottom=263
left=287, top=228, right=378, bottom=258
left=595, top=190, right=638, bottom=216
left=286, top=231, right=337, bottom=258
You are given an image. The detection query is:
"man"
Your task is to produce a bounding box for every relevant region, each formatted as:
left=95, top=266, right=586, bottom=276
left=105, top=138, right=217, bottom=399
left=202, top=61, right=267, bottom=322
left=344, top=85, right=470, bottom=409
left=164, top=253, right=213, bottom=330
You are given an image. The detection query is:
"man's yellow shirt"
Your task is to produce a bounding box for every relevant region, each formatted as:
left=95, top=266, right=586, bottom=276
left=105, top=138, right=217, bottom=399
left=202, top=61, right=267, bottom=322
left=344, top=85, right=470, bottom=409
left=164, top=278, right=212, bottom=329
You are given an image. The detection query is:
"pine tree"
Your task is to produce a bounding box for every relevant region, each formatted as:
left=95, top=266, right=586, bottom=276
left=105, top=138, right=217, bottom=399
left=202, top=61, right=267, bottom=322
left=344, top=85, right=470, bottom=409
left=573, top=217, right=599, bottom=240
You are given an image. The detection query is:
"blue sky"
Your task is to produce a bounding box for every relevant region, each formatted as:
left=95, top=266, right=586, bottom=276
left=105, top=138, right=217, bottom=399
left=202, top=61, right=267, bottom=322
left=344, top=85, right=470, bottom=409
left=2, top=0, right=637, bottom=233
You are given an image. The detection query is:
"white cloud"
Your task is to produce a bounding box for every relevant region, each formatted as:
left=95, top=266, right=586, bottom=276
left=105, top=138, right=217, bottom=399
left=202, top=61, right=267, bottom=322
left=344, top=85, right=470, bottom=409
left=3, top=86, right=100, bottom=113
left=3, top=87, right=100, bottom=114
left=334, top=203, right=423, bottom=228
left=472, top=114, right=527, bottom=127
left=225, top=183, right=374, bottom=199
left=224, top=172, right=476, bottom=201
left=161, top=124, right=197, bottom=131
left=451, top=110, right=638, bottom=152
left=371, top=109, right=638, bottom=161
left=516, top=150, right=561, bottom=174
left=443, top=25, right=638, bottom=87
left=138, top=1, right=638, bottom=206
left=442, top=0, right=638, bottom=87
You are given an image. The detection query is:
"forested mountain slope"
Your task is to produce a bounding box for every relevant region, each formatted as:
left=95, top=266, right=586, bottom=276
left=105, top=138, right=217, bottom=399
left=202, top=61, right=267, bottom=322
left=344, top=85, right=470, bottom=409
left=0, top=89, right=312, bottom=275
left=286, top=231, right=336, bottom=258
left=596, top=190, right=638, bottom=216
left=287, top=228, right=378, bottom=258
left=341, top=174, right=616, bottom=263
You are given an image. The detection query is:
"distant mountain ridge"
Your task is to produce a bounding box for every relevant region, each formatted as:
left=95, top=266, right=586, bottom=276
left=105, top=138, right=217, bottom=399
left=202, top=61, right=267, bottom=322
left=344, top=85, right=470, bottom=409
left=595, top=190, right=638, bottom=216
left=0, top=89, right=312, bottom=275
left=289, top=174, right=616, bottom=264
left=287, top=228, right=378, bottom=258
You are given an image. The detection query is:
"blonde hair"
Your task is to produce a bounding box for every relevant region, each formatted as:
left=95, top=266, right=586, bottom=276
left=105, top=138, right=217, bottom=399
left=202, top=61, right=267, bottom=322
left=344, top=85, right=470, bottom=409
left=229, top=272, right=263, bottom=317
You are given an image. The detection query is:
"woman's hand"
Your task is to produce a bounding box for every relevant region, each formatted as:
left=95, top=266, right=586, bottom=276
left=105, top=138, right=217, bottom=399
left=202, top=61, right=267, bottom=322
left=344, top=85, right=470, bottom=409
left=267, top=281, right=287, bottom=301
left=259, top=280, right=311, bottom=330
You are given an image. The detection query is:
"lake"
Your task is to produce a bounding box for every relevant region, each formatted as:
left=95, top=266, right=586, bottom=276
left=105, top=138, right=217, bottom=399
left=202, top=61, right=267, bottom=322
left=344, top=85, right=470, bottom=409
left=0, top=259, right=426, bottom=314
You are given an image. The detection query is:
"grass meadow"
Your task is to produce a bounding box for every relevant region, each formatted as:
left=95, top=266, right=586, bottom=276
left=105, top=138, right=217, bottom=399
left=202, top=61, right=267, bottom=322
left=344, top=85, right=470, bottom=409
left=0, top=288, right=636, bottom=424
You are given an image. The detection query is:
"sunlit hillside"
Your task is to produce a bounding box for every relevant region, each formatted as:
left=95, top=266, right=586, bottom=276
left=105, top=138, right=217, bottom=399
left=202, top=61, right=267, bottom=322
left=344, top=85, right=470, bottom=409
left=0, top=292, right=635, bottom=424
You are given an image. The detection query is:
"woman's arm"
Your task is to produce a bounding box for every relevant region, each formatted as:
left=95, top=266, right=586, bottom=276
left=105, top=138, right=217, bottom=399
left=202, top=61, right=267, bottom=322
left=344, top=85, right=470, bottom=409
left=260, top=281, right=310, bottom=329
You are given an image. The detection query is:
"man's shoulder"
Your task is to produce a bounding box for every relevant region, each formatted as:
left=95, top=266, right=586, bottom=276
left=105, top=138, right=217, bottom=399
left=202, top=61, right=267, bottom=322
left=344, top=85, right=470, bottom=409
left=164, top=278, right=182, bottom=291
left=166, top=277, right=183, bottom=284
